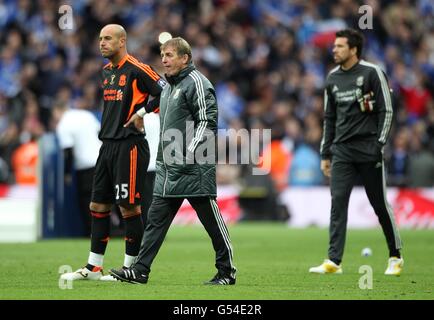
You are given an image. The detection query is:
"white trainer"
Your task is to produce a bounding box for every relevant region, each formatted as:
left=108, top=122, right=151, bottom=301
left=99, top=274, right=118, bottom=281
left=309, top=259, right=343, bottom=274
left=384, top=257, right=404, bottom=276
left=60, top=267, right=103, bottom=281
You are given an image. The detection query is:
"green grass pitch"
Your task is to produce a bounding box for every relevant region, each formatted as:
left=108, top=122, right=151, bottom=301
left=0, top=223, right=433, bottom=300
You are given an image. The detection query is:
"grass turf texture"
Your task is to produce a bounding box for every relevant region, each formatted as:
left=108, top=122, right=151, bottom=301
left=0, top=223, right=433, bottom=300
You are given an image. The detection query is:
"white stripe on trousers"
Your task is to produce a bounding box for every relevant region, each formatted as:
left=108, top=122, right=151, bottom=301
left=381, top=160, right=402, bottom=249
left=210, top=199, right=235, bottom=274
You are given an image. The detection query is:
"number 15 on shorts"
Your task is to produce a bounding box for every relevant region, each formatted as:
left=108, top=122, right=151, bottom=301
left=115, top=183, right=129, bottom=200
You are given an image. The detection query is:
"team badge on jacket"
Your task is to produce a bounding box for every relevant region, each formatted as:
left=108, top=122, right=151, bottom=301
left=173, top=88, right=181, bottom=99
left=119, top=74, right=126, bottom=86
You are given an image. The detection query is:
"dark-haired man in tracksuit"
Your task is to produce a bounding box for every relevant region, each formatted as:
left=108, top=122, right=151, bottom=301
left=309, top=29, right=403, bottom=276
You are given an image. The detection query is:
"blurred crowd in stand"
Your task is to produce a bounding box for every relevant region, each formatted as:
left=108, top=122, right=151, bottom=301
left=0, top=0, right=433, bottom=197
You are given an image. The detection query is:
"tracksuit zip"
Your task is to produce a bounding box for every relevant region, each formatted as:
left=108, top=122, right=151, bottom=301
left=161, top=85, right=172, bottom=197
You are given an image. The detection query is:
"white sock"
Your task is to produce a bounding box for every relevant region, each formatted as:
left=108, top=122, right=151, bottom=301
left=88, top=252, right=104, bottom=268
left=124, top=254, right=136, bottom=268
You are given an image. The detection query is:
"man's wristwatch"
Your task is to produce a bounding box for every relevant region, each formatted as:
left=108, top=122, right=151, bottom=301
left=136, top=107, right=147, bottom=118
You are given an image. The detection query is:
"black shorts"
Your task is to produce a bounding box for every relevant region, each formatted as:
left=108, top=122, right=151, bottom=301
left=91, top=137, right=150, bottom=206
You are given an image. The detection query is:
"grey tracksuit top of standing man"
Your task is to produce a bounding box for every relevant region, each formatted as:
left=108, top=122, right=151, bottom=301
left=320, top=59, right=394, bottom=163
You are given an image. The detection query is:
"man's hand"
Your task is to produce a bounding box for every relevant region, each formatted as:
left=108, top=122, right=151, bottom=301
left=321, top=159, right=331, bottom=177
left=124, top=113, right=144, bottom=132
